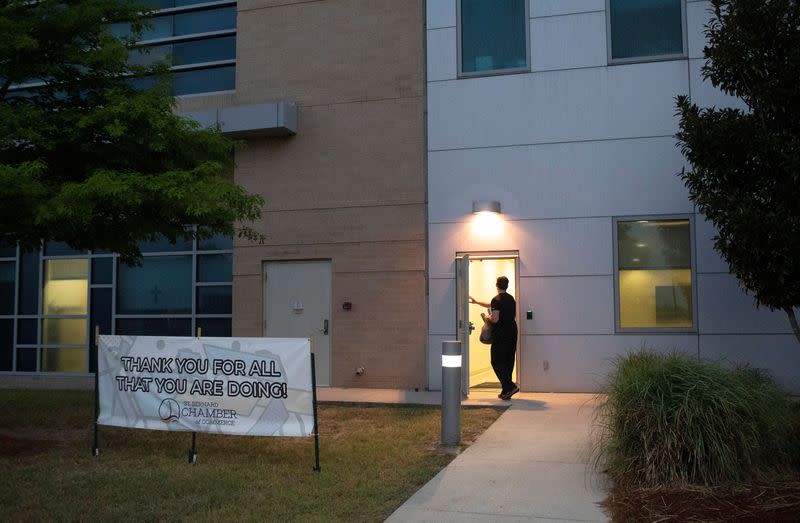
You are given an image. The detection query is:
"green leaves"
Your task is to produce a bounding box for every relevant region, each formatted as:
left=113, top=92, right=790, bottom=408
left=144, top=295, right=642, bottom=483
left=0, top=0, right=263, bottom=262
left=676, top=1, right=800, bottom=341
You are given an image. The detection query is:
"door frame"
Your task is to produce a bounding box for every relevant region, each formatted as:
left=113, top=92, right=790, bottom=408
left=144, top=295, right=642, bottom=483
left=455, top=251, right=521, bottom=397
left=261, top=258, right=333, bottom=386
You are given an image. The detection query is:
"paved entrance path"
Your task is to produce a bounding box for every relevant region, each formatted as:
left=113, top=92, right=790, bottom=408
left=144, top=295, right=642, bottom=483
left=386, top=393, right=608, bottom=522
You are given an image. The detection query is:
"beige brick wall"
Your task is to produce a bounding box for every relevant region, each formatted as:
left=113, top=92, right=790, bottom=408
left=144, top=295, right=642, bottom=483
left=181, top=0, right=427, bottom=389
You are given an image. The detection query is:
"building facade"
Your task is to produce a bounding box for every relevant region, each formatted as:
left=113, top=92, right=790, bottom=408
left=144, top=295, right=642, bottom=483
left=2, top=0, right=428, bottom=390
left=3, top=0, right=798, bottom=395
left=177, top=0, right=428, bottom=389
left=425, top=0, right=800, bottom=394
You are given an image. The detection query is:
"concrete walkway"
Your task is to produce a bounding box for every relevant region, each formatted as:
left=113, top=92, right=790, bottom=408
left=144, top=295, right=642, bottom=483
left=386, top=393, right=608, bottom=522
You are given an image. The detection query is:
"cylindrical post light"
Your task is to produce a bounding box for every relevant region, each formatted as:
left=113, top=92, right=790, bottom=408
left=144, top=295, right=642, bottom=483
left=441, top=340, right=462, bottom=446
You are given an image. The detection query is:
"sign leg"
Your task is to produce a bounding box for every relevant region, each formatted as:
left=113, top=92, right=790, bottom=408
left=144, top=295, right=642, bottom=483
left=189, top=432, right=197, bottom=464
left=311, top=352, right=321, bottom=472
left=92, top=326, right=100, bottom=457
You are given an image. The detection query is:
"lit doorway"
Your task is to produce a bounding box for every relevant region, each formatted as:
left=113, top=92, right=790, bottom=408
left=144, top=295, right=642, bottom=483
left=456, top=254, right=519, bottom=396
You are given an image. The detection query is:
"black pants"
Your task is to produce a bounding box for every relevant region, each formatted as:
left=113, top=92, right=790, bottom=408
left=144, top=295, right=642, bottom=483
left=491, top=330, right=518, bottom=393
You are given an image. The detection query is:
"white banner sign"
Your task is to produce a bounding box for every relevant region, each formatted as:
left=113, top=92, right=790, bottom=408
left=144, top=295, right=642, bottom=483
left=98, top=335, right=314, bottom=437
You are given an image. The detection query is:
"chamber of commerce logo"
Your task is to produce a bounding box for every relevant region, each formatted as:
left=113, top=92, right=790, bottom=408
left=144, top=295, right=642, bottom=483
left=159, top=398, right=181, bottom=422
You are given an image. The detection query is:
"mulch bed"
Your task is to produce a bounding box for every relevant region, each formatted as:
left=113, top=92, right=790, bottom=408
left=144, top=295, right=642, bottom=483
left=603, top=482, right=800, bottom=522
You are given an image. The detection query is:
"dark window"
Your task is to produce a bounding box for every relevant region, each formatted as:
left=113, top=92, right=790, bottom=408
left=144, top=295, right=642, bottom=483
left=131, top=36, right=236, bottom=67
left=91, top=257, right=113, bottom=285
left=0, top=261, right=14, bottom=315
left=18, top=249, right=39, bottom=315
left=0, top=240, right=15, bottom=257
left=117, top=256, right=192, bottom=314
left=461, top=0, right=528, bottom=74
left=116, top=318, right=192, bottom=336
left=173, top=65, right=235, bottom=95
left=609, top=0, right=683, bottom=60
left=198, top=232, right=233, bottom=251
left=116, top=7, right=236, bottom=41
left=0, top=319, right=12, bottom=371
left=44, top=241, right=87, bottom=256
left=196, top=318, right=232, bottom=337
left=198, top=254, right=232, bottom=282
left=17, top=318, right=37, bottom=345
left=197, top=286, right=232, bottom=314
left=138, top=234, right=194, bottom=253
left=16, top=348, right=37, bottom=372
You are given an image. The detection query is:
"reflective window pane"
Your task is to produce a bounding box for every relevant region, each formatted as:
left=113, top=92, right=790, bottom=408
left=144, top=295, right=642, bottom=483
left=174, top=7, right=236, bottom=36
left=461, top=0, right=527, bottom=73
left=198, top=254, right=232, bottom=282
left=92, top=257, right=113, bottom=285
left=196, top=318, right=231, bottom=337
left=173, top=65, right=235, bottom=95
left=42, top=318, right=87, bottom=345
left=0, top=319, right=12, bottom=371
left=198, top=232, right=233, bottom=250
left=0, top=261, right=14, bottom=315
left=197, top=286, right=232, bottom=314
left=43, top=259, right=89, bottom=315
left=40, top=348, right=87, bottom=373
left=117, top=256, right=192, bottom=314
left=610, top=0, right=683, bottom=60
left=131, top=36, right=235, bottom=67
left=16, top=348, right=37, bottom=372
left=116, top=318, right=192, bottom=336
left=618, top=219, right=692, bottom=329
left=44, top=241, right=87, bottom=256
left=18, top=248, right=40, bottom=315
left=17, top=318, right=37, bottom=345
left=130, top=7, right=236, bottom=41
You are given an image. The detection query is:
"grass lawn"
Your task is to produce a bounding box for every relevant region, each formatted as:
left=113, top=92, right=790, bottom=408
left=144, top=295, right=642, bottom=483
left=1, top=390, right=504, bottom=522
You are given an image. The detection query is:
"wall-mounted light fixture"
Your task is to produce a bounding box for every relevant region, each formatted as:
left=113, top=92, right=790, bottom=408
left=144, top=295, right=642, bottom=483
left=471, top=201, right=503, bottom=237
left=472, top=200, right=501, bottom=215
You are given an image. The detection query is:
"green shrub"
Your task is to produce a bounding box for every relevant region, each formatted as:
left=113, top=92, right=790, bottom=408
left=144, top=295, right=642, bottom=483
left=593, top=350, right=796, bottom=487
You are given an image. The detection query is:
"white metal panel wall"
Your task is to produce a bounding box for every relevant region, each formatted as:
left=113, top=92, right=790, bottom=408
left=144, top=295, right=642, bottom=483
left=425, top=0, right=798, bottom=392
left=531, top=11, right=607, bottom=71
left=428, top=138, right=692, bottom=223
left=428, top=61, right=689, bottom=151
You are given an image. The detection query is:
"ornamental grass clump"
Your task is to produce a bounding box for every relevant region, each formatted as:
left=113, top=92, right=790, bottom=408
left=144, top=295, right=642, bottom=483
left=594, top=350, right=795, bottom=487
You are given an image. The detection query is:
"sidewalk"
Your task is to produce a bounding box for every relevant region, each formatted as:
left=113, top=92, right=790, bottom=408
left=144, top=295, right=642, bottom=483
left=386, top=393, right=608, bottom=522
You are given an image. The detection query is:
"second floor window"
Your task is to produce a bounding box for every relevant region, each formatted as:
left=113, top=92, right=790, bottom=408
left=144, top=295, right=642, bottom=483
left=459, top=0, right=529, bottom=76
left=608, top=0, right=685, bottom=62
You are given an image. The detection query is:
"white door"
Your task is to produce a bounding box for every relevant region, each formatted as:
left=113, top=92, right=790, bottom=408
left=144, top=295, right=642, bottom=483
left=455, top=255, right=472, bottom=396
left=263, top=261, right=331, bottom=386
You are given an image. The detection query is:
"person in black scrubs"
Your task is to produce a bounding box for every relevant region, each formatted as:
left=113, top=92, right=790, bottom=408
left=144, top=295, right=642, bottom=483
left=470, top=276, right=519, bottom=400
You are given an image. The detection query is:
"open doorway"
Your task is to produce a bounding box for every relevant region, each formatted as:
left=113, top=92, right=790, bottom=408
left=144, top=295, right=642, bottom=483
left=456, top=254, right=519, bottom=396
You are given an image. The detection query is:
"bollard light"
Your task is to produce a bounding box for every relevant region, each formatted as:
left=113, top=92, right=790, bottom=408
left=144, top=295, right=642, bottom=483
left=441, top=340, right=462, bottom=446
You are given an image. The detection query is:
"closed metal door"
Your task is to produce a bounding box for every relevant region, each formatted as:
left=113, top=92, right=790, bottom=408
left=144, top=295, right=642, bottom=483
left=263, top=261, right=331, bottom=386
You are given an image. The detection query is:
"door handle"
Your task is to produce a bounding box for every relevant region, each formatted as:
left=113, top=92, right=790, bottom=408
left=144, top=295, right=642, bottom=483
left=468, top=321, right=475, bottom=333
left=320, top=319, right=329, bottom=335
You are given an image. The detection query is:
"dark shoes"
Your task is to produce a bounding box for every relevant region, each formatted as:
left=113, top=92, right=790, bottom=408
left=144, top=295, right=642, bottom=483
left=499, top=385, right=520, bottom=400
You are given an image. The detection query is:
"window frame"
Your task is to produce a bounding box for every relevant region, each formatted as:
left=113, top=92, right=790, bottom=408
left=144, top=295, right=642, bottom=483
left=612, top=214, right=698, bottom=334
left=457, top=0, right=531, bottom=79
left=605, top=0, right=688, bottom=65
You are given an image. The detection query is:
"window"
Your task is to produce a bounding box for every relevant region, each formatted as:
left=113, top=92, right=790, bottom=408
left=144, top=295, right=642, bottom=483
left=113, top=1, right=237, bottom=96
left=42, top=259, right=90, bottom=372
left=607, top=0, right=685, bottom=62
left=117, top=256, right=192, bottom=314
left=1, top=234, right=232, bottom=374
left=459, top=0, right=529, bottom=76
left=615, top=218, right=694, bottom=330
